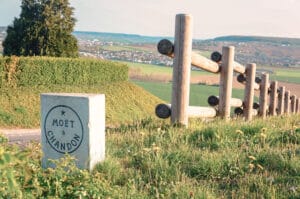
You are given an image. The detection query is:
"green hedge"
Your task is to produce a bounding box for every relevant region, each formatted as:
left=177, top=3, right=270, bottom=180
left=0, top=56, right=128, bottom=87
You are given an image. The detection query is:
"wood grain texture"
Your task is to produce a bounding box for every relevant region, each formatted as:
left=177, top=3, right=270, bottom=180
left=243, top=63, right=256, bottom=121
left=269, top=81, right=278, bottom=116
left=277, top=86, right=285, bottom=115
left=171, top=14, right=193, bottom=126
left=259, top=73, right=269, bottom=119
left=218, top=46, right=234, bottom=121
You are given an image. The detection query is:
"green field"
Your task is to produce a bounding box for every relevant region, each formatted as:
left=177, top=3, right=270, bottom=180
left=270, top=68, right=300, bottom=84
left=134, top=81, right=245, bottom=106
left=124, top=60, right=300, bottom=84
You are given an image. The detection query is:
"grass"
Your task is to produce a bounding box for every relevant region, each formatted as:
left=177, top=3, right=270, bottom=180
left=270, top=68, right=300, bottom=84
left=124, top=60, right=300, bottom=85
left=134, top=81, right=245, bottom=106
left=0, top=82, right=163, bottom=128
left=1, top=115, right=300, bottom=198
left=1, top=58, right=300, bottom=197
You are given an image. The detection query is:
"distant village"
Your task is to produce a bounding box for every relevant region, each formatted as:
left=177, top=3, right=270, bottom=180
left=77, top=38, right=173, bottom=66
left=0, top=27, right=299, bottom=68
left=77, top=37, right=300, bottom=68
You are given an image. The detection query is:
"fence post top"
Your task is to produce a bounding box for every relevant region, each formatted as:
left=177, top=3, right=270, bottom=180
left=222, top=46, right=235, bottom=51
left=247, top=63, right=256, bottom=67
left=176, top=13, right=192, bottom=18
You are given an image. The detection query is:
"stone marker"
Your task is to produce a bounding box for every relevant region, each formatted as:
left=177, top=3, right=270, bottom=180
left=41, top=93, right=105, bottom=171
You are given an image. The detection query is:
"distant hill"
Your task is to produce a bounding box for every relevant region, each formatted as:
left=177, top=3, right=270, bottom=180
left=213, top=35, right=300, bottom=46
left=194, top=35, right=300, bottom=67
left=73, top=31, right=173, bottom=44
left=1, top=27, right=299, bottom=67
left=74, top=31, right=299, bottom=67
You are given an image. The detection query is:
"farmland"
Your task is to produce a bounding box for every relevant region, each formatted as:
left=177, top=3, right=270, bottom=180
left=1, top=29, right=300, bottom=198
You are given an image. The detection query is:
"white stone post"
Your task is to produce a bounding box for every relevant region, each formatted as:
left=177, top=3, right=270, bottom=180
left=41, top=93, right=105, bottom=171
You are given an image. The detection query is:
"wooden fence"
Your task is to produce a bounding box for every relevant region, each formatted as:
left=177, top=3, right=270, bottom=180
left=155, top=14, right=300, bottom=127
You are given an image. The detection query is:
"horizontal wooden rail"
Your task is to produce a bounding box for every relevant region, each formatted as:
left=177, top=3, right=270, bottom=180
left=155, top=104, right=217, bottom=119
left=253, top=102, right=260, bottom=109
left=211, top=51, right=245, bottom=74
left=158, top=39, right=220, bottom=73
left=234, top=107, right=258, bottom=116
left=156, top=13, right=298, bottom=123
left=207, top=95, right=243, bottom=107
left=236, top=74, right=260, bottom=90
left=252, top=102, right=269, bottom=110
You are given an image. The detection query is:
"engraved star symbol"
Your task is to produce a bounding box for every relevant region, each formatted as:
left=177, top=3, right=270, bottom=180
left=62, top=130, right=66, bottom=136
left=61, top=110, right=65, bottom=116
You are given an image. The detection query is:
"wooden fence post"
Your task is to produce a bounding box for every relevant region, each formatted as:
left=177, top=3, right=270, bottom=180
left=259, top=73, right=269, bottom=119
left=284, top=91, right=291, bottom=115
left=269, top=81, right=278, bottom=116
left=278, top=86, right=285, bottom=115
left=291, top=95, right=297, bottom=114
left=171, top=14, right=193, bottom=126
left=296, top=98, right=300, bottom=114
left=243, top=63, right=256, bottom=121
left=218, top=46, right=234, bottom=121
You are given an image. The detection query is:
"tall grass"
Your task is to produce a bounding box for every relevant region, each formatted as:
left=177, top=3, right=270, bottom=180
left=0, top=82, right=163, bottom=128
left=1, top=115, right=300, bottom=198
left=0, top=56, right=128, bottom=88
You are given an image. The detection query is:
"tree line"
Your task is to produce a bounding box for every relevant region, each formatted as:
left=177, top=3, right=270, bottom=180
left=3, top=0, right=78, bottom=57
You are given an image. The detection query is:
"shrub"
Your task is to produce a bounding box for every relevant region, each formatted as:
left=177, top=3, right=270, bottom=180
left=0, top=56, right=128, bottom=87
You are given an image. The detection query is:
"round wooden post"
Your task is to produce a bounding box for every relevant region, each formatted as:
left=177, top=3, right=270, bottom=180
left=155, top=104, right=216, bottom=119
left=269, top=81, right=278, bottom=116
left=291, top=95, right=297, bottom=114
left=218, top=46, right=234, bottom=121
left=259, top=73, right=269, bottom=119
left=236, top=74, right=260, bottom=90
left=296, top=98, right=300, bottom=114
left=284, top=91, right=291, bottom=115
left=207, top=95, right=243, bottom=107
left=171, top=14, right=193, bottom=126
left=243, top=63, right=256, bottom=121
left=277, top=86, right=285, bottom=115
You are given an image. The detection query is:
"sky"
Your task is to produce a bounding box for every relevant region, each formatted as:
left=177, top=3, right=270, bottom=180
left=0, top=0, right=299, bottom=39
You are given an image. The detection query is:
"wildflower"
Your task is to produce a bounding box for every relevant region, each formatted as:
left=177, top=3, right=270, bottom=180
left=142, top=148, right=151, bottom=152
left=189, top=191, right=194, bottom=198
left=261, top=127, right=267, bottom=133
left=236, top=129, right=244, bottom=135
left=248, top=155, right=256, bottom=161
left=256, top=164, right=264, bottom=170
left=249, top=163, right=255, bottom=171
left=152, top=146, right=161, bottom=152
left=293, top=125, right=297, bottom=130
left=140, top=131, right=145, bottom=136
left=260, top=133, right=267, bottom=139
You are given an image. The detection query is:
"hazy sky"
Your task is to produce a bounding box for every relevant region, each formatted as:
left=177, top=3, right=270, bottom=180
left=0, top=0, right=299, bottom=39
